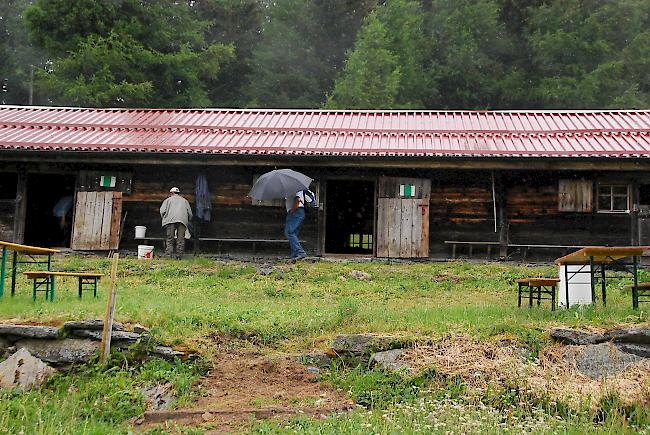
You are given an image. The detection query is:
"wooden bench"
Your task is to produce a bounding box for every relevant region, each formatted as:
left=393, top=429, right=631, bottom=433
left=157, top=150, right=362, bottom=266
left=136, top=237, right=296, bottom=255
left=23, top=271, right=103, bottom=301
left=444, top=241, right=500, bottom=259
left=516, top=278, right=560, bottom=310
left=509, top=244, right=583, bottom=261
left=623, top=282, right=650, bottom=307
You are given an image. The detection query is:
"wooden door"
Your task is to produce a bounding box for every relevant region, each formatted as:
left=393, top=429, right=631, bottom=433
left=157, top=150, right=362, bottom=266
left=71, top=192, right=123, bottom=250
left=376, top=177, right=431, bottom=258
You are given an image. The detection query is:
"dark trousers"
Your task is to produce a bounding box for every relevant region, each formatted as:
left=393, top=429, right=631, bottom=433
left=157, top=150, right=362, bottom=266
left=165, top=223, right=186, bottom=257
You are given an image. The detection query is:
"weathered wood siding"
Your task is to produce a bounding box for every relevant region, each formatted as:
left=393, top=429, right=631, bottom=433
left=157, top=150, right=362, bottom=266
left=121, top=165, right=318, bottom=254
left=0, top=200, right=15, bottom=241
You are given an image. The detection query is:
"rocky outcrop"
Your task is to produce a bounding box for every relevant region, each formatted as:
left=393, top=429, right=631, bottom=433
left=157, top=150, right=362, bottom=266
left=0, top=324, right=59, bottom=340
left=63, top=320, right=124, bottom=331
left=0, top=348, right=57, bottom=390
left=572, top=343, right=650, bottom=379
left=331, top=334, right=410, bottom=358
left=369, top=349, right=411, bottom=373
left=15, top=338, right=100, bottom=366
left=550, top=328, right=605, bottom=345
left=604, top=327, right=650, bottom=344
left=0, top=321, right=193, bottom=369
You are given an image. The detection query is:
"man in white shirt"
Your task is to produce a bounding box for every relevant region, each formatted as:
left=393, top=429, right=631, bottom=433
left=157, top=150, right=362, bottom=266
left=284, top=190, right=306, bottom=260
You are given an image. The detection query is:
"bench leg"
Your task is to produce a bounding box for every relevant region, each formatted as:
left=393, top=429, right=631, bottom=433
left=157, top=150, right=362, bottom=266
left=528, top=285, right=533, bottom=308
left=452, top=244, right=456, bottom=259
left=537, top=286, right=541, bottom=306
left=50, top=276, right=55, bottom=302
left=32, top=278, right=37, bottom=301
left=78, top=277, right=83, bottom=298
left=552, top=286, right=556, bottom=311
left=94, top=277, right=98, bottom=298
left=518, top=282, right=522, bottom=308
left=11, top=251, right=17, bottom=296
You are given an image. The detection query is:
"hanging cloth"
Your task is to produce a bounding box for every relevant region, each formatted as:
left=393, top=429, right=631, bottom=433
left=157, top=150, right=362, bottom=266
left=195, top=174, right=212, bottom=222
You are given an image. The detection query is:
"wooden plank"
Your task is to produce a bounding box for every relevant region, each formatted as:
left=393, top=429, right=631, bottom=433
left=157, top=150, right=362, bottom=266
left=109, top=192, right=122, bottom=249
left=376, top=199, right=389, bottom=257
left=90, top=192, right=105, bottom=249
left=12, top=170, right=27, bottom=244
left=388, top=198, right=401, bottom=257
left=0, top=241, right=60, bottom=254
left=399, top=199, right=413, bottom=258
left=71, top=192, right=88, bottom=250
left=100, top=192, right=112, bottom=250
left=421, top=197, right=430, bottom=257
left=412, top=199, right=422, bottom=257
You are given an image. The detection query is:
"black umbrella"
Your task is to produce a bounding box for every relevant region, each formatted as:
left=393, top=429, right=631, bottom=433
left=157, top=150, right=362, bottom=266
left=249, top=169, right=313, bottom=200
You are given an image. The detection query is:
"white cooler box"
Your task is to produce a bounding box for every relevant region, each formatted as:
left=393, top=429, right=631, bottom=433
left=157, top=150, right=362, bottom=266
left=558, top=264, right=593, bottom=307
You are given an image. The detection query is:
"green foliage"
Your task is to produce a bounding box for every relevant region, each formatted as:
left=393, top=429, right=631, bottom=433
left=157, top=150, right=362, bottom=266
left=24, top=0, right=234, bottom=107
left=0, top=358, right=204, bottom=434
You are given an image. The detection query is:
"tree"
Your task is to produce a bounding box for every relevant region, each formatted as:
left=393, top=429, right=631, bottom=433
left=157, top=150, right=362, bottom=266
left=0, top=0, right=43, bottom=105
left=527, top=0, right=650, bottom=108
left=25, top=0, right=234, bottom=107
left=244, top=0, right=374, bottom=108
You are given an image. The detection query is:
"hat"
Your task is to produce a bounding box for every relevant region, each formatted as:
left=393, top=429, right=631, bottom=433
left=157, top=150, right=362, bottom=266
left=170, top=187, right=180, bottom=193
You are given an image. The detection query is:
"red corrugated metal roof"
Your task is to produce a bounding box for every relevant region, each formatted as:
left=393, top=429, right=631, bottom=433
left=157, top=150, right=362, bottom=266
left=0, top=106, right=649, bottom=158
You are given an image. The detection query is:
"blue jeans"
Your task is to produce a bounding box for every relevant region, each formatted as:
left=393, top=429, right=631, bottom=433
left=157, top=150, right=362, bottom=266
left=285, top=208, right=306, bottom=258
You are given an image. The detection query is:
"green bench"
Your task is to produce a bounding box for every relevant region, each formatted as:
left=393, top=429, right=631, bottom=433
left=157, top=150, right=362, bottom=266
left=23, top=271, right=103, bottom=301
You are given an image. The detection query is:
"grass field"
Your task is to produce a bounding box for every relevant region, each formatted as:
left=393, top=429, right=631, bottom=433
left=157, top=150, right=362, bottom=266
left=1, top=255, right=648, bottom=434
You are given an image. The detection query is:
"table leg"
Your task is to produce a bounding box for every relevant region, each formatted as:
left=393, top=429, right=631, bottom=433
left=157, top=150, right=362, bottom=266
left=32, top=278, right=37, bottom=301
left=601, top=264, right=606, bottom=307
left=518, top=282, right=522, bottom=307
left=633, top=255, right=639, bottom=310
left=589, top=257, right=595, bottom=305
left=78, top=277, right=83, bottom=298
left=94, top=277, right=98, bottom=297
left=452, top=244, right=456, bottom=259
left=537, top=286, right=541, bottom=306
left=528, top=284, right=533, bottom=308
left=564, top=264, right=570, bottom=309
left=50, top=275, right=55, bottom=302
left=551, top=285, right=556, bottom=311
left=10, top=251, right=17, bottom=296
left=0, top=246, right=6, bottom=298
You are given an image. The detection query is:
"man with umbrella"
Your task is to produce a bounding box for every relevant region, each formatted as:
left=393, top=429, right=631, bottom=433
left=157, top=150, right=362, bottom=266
left=285, top=190, right=307, bottom=260
left=249, top=169, right=313, bottom=260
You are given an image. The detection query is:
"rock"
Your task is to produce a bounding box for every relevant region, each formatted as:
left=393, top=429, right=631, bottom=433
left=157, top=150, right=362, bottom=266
left=14, top=338, right=99, bottom=366
left=0, top=348, right=57, bottom=390
left=301, top=352, right=333, bottom=367
left=369, top=349, right=411, bottom=373
left=572, top=343, right=650, bottom=379
left=616, top=343, right=650, bottom=358
left=349, top=270, right=371, bottom=280
left=150, top=346, right=184, bottom=360
left=331, top=334, right=408, bottom=357
left=63, top=320, right=124, bottom=331
left=140, top=384, right=174, bottom=411
left=306, top=366, right=320, bottom=375
left=68, top=329, right=145, bottom=344
left=0, top=324, right=60, bottom=340
left=604, top=327, right=650, bottom=344
left=550, top=328, right=606, bottom=345
left=0, top=337, right=10, bottom=357
left=133, top=324, right=149, bottom=334
left=256, top=266, right=275, bottom=276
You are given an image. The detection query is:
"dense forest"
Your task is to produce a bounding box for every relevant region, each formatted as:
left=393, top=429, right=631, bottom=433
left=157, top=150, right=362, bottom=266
left=1, top=0, right=648, bottom=110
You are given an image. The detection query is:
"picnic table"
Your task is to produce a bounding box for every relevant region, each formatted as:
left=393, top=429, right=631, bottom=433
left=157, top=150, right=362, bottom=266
left=554, top=246, right=650, bottom=309
left=0, top=241, right=59, bottom=298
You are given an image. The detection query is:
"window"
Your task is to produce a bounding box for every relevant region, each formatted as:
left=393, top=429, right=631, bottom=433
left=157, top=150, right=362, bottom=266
left=597, top=184, right=630, bottom=212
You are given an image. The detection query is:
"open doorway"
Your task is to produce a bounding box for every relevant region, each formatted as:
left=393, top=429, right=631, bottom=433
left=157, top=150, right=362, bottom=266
left=24, top=174, right=76, bottom=248
left=325, top=179, right=375, bottom=254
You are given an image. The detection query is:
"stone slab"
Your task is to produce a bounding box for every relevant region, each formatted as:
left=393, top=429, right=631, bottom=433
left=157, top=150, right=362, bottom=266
left=572, top=342, right=650, bottom=379
left=0, top=324, right=60, bottom=340
left=550, top=328, right=605, bottom=345
left=0, top=348, right=57, bottom=390
left=14, top=338, right=99, bottom=365
left=63, top=320, right=124, bottom=331
left=604, top=327, right=650, bottom=344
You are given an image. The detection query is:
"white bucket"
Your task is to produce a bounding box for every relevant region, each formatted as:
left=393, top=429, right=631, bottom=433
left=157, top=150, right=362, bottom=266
left=135, top=226, right=147, bottom=238
left=137, top=245, right=154, bottom=260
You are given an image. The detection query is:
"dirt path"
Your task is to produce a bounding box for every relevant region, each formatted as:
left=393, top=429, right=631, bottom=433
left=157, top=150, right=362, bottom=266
left=138, top=349, right=351, bottom=433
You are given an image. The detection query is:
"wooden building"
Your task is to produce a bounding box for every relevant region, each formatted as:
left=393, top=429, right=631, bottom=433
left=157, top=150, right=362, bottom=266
left=1, top=106, right=649, bottom=260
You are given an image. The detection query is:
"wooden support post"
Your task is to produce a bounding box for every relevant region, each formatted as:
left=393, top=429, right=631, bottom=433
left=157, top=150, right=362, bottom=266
left=494, top=174, right=509, bottom=259
left=100, top=253, right=119, bottom=363
left=13, top=169, right=27, bottom=244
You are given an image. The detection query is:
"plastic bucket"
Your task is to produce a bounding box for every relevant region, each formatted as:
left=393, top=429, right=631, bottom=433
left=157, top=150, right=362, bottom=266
left=135, top=226, right=147, bottom=238
left=137, top=245, right=154, bottom=260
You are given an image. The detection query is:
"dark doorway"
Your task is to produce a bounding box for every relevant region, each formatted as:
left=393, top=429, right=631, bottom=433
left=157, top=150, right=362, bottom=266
left=325, top=179, right=375, bottom=254
left=24, top=174, right=76, bottom=248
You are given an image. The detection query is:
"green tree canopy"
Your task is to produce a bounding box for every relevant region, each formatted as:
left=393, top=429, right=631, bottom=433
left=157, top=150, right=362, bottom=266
left=25, top=0, right=233, bottom=107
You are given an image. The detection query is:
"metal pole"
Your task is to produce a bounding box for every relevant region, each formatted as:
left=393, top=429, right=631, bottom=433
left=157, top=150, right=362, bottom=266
left=564, top=264, right=570, bottom=309
left=589, top=256, right=595, bottom=304
left=601, top=263, right=606, bottom=307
